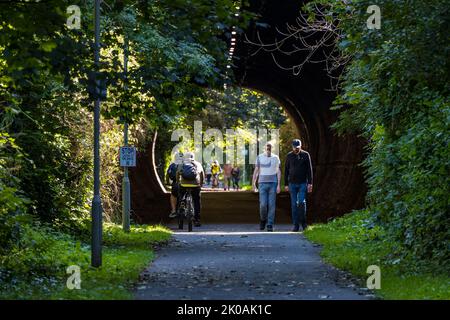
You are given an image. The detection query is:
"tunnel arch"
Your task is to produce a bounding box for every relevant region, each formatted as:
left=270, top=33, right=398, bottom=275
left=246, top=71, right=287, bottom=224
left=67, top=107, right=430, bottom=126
left=240, top=83, right=311, bottom=152
left=129, top=0, right=367, bottom=224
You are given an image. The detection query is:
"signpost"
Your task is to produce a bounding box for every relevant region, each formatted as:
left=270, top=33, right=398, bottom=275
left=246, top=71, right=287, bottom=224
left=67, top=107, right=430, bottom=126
left=121, top=38, right=132, bottom=232
left=120, top=146, right=136, bottom=167
left=120, top=145, right=135, bottom=233
left=91, top=0, right=103, bottom=268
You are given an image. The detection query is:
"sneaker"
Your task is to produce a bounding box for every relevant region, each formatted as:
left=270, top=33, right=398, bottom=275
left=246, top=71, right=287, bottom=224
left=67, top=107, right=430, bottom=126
left=302, top=223, right=308, bottom=231
left=194, top=220, right=201, bottom=227
left=259, top=220, right=267, bottom=230
left=292, top=225, right=300, bottom=232
left=266, top=225, right=273, bottom=232
left=169, top=211, right=177, bottom=218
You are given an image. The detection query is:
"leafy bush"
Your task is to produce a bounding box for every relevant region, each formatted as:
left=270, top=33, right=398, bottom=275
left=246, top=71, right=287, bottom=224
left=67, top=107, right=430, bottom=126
left=0, top=223, right=171, bottom=299
left=310, top=0, right=450, bottom=265
left=305, top=211, right=450, bottom=299
left=0, top=133, right=31, bottom=255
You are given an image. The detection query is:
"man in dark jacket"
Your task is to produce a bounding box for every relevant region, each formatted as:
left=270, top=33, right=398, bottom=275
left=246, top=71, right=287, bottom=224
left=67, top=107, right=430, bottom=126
left=284, top=139, right=313, bottom=232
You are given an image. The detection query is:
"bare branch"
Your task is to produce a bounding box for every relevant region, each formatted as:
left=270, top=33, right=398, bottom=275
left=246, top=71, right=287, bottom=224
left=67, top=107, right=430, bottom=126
left=243, top=3, right=351, bottom=90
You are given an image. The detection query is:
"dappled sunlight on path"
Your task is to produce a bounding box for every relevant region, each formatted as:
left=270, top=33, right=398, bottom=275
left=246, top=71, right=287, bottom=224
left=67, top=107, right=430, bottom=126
left=135, top=224, right=373, bottom=300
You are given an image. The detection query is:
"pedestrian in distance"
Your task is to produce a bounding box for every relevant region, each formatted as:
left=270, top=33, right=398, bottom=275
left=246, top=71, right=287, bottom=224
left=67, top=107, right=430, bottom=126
left=223, top=163, right=232, bottom=191
left=205, top=163, right=212, bottom=186
left=231, top=164, right=240, bottom=191
left=211, top=160, right=221, bottom=189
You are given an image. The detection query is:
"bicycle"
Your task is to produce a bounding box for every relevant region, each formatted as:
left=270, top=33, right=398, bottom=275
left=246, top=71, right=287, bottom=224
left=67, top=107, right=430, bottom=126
left=177, top=186, right=195, bottom=232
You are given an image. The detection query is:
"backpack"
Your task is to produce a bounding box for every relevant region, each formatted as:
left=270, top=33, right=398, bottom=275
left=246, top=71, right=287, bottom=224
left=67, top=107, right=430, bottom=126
left=181, top=161, right=198, bottom=180
left=167, top=163, right=177, bottom=181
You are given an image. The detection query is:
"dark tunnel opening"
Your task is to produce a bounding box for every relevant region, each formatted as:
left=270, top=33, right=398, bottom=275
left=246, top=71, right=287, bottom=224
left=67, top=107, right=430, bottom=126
left=129, top=0, right=367, bottom=224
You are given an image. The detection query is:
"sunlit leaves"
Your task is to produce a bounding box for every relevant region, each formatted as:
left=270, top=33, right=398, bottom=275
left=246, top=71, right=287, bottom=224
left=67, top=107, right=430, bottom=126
left=322, top=0, right=450, bottom=264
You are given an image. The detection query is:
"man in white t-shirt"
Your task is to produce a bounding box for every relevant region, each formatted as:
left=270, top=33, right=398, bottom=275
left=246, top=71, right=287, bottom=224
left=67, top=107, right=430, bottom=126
left=252, top=142, right=281, bottom=232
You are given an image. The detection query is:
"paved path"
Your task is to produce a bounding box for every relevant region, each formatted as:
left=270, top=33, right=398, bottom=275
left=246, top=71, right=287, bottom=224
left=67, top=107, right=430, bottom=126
left=134, top=224, right=372, bottom=300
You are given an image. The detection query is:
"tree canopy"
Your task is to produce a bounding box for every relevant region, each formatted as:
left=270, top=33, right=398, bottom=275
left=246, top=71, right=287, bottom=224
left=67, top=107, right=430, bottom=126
left=0, top=0, right=252, bottom=281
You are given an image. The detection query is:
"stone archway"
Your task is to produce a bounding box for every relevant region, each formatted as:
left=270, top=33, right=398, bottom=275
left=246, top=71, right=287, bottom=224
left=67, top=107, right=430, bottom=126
left=129, top=0, right=367, bottom=224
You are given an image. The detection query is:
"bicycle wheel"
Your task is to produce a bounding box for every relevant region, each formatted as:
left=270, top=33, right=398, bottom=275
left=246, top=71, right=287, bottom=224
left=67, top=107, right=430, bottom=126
left=188, top=218, right=193, bottom=232
left=178, top=215, right=183, bottom=230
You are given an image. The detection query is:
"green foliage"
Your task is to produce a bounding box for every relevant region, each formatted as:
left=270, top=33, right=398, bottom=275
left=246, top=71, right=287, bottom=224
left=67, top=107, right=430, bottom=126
left=0, top=133, right=32, bottom=255
left=155, top=87, right=291, bottom=183
left=0, top=0, right=250, bottom=239
left=305, top=211, right=450, bottom=300
left=55, top=224, right=171, bottom=300
left=0, top=223, right=171, bottom=299
left=0, top=0, right=248, bottom=298
left=102, top=223, right=170, bottom=249
left=202, top=88, right=287, bottom=130
left=307, top=0, right=450, bottom=264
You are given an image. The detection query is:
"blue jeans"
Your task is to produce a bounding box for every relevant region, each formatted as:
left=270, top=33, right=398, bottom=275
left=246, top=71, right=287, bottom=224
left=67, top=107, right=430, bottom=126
left=289, top=183, right=307, bottom=226
left=258, top=182, right=277, bottom=226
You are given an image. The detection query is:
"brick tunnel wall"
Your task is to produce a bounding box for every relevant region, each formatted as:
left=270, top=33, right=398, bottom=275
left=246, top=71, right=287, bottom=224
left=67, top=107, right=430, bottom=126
left=129, top=0, right=367, bottom=224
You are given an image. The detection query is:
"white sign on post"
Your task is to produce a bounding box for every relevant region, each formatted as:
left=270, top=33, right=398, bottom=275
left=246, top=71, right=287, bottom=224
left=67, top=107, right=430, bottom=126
left=120, top=146, right=136, bottom=167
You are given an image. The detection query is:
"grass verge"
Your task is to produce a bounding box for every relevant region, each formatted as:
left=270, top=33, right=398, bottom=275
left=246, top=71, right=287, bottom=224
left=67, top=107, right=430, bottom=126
left=304, top=211, right=449, bottom=300
left=0, top=224, right=172, bottom=299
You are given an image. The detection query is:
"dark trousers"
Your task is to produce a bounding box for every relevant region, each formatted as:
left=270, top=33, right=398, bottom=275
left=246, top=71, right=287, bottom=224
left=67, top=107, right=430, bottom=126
left=289, top=183, right=307, bottom=228
left=232, top=176, right=240, bottom=189
left=179, top=186, right=201, bottom=221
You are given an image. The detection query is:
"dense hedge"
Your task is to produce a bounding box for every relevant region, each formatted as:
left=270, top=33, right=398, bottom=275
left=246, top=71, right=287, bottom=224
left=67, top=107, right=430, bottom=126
left=0, top=0, right=246, bottom=281
left=315, top=0, right=450, bottom=266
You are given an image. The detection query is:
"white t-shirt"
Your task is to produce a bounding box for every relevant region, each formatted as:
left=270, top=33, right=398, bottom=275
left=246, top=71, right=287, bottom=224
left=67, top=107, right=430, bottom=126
left=256, top=153, right=280, bottom=183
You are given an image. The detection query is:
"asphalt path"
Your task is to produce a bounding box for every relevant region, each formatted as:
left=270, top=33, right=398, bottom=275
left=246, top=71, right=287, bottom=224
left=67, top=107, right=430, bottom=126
left=134, top=224, right=373, bottom=300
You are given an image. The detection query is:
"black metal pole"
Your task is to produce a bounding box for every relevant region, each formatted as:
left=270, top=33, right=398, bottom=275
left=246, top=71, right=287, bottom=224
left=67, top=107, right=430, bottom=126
left=91, top=0, right=103, bottom=267
left=122, top=37, right=131, bottom=232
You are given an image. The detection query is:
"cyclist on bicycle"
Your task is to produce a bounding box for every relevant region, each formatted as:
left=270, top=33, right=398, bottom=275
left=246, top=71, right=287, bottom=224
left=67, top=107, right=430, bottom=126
left=176, top=152, right=204, bottom=227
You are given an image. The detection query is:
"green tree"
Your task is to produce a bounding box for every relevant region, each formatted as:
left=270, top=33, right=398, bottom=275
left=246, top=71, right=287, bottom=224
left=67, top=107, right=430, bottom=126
left=304, top=0, right=450, bottom=266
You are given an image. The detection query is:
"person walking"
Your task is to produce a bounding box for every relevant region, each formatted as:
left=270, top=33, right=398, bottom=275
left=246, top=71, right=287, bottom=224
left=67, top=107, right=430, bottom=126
left=211, top=160, right=221, bottom=189
left=231, top=164, right=240, bottom=191
left=166, top=152, right=183, bottom=218
left=284, top=139, right=313, bottom=232
left=252, top=142, right=281, bottom=232
left=177, top=152, right=205, bottom=227
left=223, top=163, right=232, bottom=191
left=205, top=163, right=212, bottom=187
